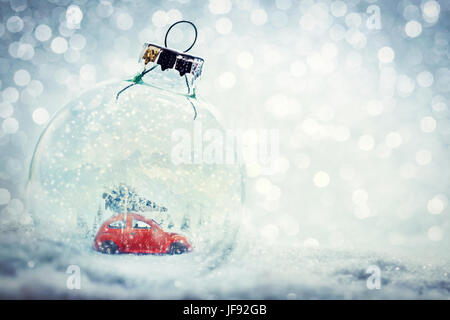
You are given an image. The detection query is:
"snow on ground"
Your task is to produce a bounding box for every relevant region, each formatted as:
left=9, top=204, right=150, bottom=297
left=0, top=227, right=449, bottom=299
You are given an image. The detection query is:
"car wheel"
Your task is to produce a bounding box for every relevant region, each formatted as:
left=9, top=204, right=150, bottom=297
left=168, top=242, right=187, bottom=255
left=100, top=241, right=119, bottom=254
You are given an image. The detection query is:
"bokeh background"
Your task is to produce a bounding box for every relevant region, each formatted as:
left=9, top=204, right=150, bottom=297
left=0, top=0, right=449, bottom=298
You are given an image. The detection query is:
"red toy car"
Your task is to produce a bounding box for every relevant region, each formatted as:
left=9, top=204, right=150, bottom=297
left=93, top=213, right=192, bottom=255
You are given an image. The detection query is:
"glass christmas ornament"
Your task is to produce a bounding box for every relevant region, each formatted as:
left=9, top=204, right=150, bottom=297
left=27, top=22, right=244, bottom=268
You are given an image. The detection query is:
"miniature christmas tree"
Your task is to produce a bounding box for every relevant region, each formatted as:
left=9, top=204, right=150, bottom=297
left=102, top=183, right=168, bottom=214
left=91, top=204, right=104, bottom=236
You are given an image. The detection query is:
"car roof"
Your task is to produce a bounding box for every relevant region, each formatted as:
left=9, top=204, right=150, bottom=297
left=109, top=212, right=158, bottom=223
left=113, top=212, right=145, bottom=219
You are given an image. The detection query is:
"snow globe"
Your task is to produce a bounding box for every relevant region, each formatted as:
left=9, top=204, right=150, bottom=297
left=26, top=21, right=244, bottom=271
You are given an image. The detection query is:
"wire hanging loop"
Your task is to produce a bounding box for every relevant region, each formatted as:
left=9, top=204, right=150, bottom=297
left=116, top=20, right=199, bottom=102
left=164, top=20, right=198, bottom=53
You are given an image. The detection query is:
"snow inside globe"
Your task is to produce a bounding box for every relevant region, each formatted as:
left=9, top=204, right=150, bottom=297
left=26, top=27, right=244, bottom=271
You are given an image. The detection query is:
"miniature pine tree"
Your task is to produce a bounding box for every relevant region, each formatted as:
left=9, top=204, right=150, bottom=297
left=92, top=204, right=104, bottom=236
left=102, top=183, right=168, bottom=214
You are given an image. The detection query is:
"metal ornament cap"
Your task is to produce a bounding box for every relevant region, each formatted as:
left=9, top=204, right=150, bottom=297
left=139, top=43, right=204, bottom=79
